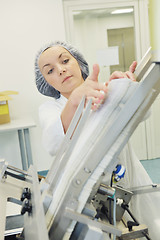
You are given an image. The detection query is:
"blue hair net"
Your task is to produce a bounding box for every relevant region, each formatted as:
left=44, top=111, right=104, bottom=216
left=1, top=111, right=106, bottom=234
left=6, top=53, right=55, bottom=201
left=35, top=41, right=89, bottom=99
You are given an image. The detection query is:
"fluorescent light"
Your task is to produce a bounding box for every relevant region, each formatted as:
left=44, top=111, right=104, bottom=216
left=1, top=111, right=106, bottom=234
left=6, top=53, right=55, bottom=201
left=73, top=11, right=81, bottom=15
left=111, top=8, right=133, bottom=14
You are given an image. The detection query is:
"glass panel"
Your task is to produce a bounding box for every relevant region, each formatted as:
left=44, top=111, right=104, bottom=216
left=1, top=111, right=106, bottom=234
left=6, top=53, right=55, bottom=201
left=73, top=7, right=135, bottom=83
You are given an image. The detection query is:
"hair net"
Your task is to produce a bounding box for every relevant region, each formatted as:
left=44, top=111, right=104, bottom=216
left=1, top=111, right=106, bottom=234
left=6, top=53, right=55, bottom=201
left=35, top=41, right=89, bottom=99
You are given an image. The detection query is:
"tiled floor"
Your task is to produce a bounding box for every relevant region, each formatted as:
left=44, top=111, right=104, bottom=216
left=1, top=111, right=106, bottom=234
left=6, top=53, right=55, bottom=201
left=140, top=158, right=160, bottom=183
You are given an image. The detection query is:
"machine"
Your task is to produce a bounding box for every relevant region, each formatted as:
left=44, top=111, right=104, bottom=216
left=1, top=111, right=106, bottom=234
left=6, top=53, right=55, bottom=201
left=1, top=48, right=160, bottom=240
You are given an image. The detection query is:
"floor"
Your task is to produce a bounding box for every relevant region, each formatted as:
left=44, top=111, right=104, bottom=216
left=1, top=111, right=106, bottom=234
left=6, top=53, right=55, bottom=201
left=140, top=158, right=160, bottom=183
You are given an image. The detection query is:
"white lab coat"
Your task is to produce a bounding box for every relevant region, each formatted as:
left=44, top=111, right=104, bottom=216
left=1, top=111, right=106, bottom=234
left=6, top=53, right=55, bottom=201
left=39, top=95, right=67, bottom=156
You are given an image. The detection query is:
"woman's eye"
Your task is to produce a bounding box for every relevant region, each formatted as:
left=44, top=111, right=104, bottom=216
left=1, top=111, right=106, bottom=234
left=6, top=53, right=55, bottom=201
left=63, top=59, right=69, bottom=64
left=48, top=68, right=54, bottom=74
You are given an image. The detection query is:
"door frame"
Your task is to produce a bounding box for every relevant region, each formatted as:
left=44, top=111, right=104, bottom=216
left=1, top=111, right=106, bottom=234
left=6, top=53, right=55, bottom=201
left=63, top=0, right=150, bottom=62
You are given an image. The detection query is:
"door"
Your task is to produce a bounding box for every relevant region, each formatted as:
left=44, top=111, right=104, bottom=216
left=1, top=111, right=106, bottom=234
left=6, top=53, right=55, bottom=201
left=108, top=27, right=135, bottom=73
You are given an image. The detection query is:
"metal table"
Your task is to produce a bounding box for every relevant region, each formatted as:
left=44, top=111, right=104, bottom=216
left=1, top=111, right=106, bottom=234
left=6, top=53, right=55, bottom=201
left=0, top=117, right=36, bottom=170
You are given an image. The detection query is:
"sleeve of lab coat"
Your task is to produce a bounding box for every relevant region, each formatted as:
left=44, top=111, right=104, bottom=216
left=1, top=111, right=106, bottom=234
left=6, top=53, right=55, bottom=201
left=39, top=100, right=65, bottom=156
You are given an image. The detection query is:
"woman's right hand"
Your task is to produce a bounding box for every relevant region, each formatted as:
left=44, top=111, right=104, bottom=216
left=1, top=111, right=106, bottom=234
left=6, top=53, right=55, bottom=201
left=70, top=64, right=108, bottom=110
left=61, top=64, right=108, bottom=133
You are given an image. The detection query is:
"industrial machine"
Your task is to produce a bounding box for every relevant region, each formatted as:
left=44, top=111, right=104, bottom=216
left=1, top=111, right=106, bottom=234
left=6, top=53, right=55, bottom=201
left=1, top=48, right=160, bottom=240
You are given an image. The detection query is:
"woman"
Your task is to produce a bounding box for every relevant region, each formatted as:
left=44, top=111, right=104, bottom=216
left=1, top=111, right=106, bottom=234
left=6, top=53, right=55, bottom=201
left=35, top=41, right=136, bottom=156
left=35, top=41, right=160, bottom=239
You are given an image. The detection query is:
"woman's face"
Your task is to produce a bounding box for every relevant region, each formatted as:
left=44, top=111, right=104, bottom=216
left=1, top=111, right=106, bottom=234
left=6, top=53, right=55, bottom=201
left=38, top=46, right=84, bottom=99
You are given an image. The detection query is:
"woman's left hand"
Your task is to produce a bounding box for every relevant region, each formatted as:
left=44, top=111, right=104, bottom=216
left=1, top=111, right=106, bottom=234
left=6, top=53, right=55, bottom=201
left=108, top=61, right=137, bottom=83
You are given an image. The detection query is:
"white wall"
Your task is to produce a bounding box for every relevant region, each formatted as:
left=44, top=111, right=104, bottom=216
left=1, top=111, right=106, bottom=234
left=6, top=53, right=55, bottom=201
left=0, top=0, right=66, bottom=171
left=149, top=0, right=160, bottom=58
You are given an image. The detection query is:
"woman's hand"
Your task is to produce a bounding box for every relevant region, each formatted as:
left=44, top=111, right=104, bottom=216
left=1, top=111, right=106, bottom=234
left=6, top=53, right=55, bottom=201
left=61, top=64, right=108, bottom=133
left=70, top=64, right=108, bottom=111
left=108, top=61, right=137, bottom=82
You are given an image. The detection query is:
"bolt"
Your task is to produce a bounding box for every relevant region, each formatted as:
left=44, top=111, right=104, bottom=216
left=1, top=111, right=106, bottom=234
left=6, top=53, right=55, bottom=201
left=84, top=167, right=91, bottom=173
left=76, top=179, right=81, bottom=185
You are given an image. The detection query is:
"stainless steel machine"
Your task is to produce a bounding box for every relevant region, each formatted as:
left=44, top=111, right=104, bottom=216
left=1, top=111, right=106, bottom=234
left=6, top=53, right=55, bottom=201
left=1, top=48, right=160, bottom=240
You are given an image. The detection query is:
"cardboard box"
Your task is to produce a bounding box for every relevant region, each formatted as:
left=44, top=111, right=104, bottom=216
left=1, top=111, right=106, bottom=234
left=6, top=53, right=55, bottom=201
left=0, top=91, right=18, bottom=124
